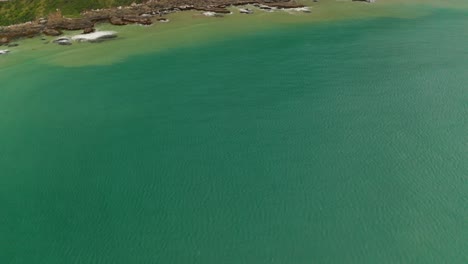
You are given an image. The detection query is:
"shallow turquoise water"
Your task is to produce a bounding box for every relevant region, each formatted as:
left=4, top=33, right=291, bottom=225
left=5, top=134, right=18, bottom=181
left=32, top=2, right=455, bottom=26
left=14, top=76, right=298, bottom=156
left=1, top=9, right=467, bottom=264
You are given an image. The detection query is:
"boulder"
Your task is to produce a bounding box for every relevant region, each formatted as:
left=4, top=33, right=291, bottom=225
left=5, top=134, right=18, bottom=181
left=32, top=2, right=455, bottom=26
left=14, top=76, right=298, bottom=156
left=83, top=27, right=95, bottom=34
left=0, top=37, right=9, bottom=44
left=47, top=18, right=94, bottom=31
left=122, top=16, right=153, bottom=25
left=109, top=17, right=129, bottom=26
left=53, top=37, right=72, bottom=45
left=43, top=28, right=63, bottom=36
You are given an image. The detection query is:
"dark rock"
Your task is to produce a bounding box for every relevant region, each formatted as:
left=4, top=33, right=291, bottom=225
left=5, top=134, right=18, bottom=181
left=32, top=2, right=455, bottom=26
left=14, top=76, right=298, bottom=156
left=53, top=37, right=72, bottom=45
left=47, top=18, right=94, bottom=31
left=122, top=16, right=153, bottom=25
left=43, top=28, right=62, bottom=36
left=83, top=27, right=95, bottom=34
left=109, top=17, right=129, bottom=26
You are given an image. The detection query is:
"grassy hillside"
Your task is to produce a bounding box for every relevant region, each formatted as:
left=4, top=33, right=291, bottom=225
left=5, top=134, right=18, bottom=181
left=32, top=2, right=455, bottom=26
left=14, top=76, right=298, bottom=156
left=0, top=0, right=144, bottom=26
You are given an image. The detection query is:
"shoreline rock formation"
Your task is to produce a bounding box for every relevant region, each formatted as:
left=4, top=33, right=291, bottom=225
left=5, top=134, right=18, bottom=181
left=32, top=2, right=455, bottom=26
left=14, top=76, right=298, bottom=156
left=0, top=0, right=306, bottom=45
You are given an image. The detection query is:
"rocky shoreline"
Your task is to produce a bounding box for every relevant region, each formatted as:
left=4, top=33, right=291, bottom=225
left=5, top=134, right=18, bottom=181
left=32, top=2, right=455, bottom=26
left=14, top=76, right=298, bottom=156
left=0, top=0, right=307, bottom=45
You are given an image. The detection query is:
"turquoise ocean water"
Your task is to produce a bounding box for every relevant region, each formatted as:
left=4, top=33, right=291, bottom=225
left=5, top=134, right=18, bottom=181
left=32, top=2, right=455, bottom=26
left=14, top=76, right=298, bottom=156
left=1, top=7, right=467, bottom=264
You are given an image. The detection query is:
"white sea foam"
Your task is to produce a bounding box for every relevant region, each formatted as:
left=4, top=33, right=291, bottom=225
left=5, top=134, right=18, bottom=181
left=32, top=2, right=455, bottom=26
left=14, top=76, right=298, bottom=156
left=71, top=31, right=117, bottom=42
left=202, top=12, right=217, bottom=17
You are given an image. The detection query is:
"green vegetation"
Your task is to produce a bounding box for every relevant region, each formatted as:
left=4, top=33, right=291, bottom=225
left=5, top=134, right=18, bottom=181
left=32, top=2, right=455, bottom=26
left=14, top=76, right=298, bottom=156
left=0, top=0, right=144, bottom=26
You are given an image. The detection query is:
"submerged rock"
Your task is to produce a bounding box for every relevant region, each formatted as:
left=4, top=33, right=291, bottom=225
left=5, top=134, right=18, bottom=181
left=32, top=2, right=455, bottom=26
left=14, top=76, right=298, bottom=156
left=53, top=37, right=72, bottom=45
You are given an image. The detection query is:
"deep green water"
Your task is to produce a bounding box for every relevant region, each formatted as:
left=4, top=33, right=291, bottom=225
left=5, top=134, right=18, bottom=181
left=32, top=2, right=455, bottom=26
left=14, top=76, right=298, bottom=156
left=1, top=8, right=467, bottom=264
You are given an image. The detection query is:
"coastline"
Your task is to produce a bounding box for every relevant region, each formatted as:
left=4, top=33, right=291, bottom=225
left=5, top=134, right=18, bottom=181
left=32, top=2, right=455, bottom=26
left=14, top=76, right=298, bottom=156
left=1, top=0, right=467, bottom=67
left=2, top=0, right=467, bottom=45
left=0, top=0, right=307, bottom=44
left=1, top=6, right=467, bottom=263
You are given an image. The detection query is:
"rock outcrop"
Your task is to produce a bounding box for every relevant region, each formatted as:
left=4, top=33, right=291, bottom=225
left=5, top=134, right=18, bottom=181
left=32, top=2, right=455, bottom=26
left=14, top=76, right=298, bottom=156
left=0, top=0, right=305, bottom=44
